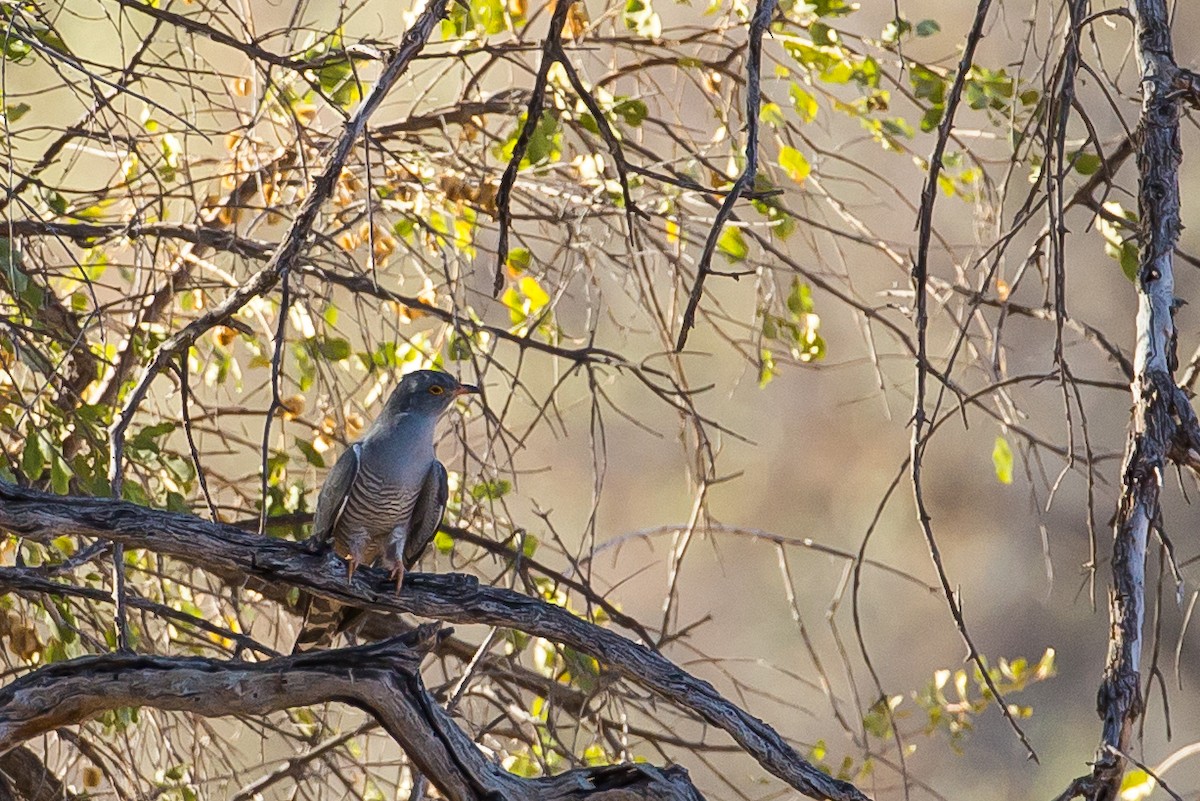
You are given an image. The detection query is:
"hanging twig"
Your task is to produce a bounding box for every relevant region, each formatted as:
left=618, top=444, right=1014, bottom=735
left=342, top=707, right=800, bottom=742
left=908, top=0, right=1039, bottom=764
left=674, top=0, right=776, bottom=351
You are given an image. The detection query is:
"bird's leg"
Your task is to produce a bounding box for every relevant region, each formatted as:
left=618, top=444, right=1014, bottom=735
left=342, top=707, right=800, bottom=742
left=346, top=556, right=358, bottom=583
left=390, top=564, right=405, bottom=594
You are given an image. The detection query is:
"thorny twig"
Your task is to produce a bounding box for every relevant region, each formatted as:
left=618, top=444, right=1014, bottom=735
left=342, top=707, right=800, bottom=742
left=909, top=0, right=1039, bottom=765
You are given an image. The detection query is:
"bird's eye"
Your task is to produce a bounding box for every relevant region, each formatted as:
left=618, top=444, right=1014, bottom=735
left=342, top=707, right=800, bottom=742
left=429, top=385, right=445, bottom=396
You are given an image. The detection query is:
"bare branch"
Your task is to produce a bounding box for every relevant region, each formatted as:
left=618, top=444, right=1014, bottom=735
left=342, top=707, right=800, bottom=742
left=492, top=0, right=576, bottom=295
left=1090, top=1, right=1187, bottom=797
left=673, top=0, right=775, bottom=351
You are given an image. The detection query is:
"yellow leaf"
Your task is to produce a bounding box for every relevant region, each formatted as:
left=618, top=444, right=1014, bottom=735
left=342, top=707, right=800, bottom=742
left=992, top=435, right=1014, bottom=485
left=779, top=146, right=811, bottom=184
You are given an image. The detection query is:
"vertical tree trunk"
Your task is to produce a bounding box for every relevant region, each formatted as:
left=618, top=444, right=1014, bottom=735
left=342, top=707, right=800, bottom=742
left=1092, top=1, right=1183, bottom=798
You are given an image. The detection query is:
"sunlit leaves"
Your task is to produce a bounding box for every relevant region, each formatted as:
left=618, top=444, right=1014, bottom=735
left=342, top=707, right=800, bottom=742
left=788, top=84, right=819, bottom=123
left=1120, top=770, right=1156, bottom=801
left=911, top=649, right=1056, bottom=750
left=470, top=478, right=513, bottom=500
left=442, top=0, right=526, bottom=38
left=301, top=28, right=366, bottom=109
left=158, top=133, right=182, bottom=182
left=784, top=38, right=879, bottom=88
left=716, top=224, right=749, bottom=262
left=624, top=0, right=662, bottom=39
left=760, top=102, right=786, bottom=128
left=498, top=112, right=561, bottom=170
left=502, top=275, right=552, bottom=328
left=758, top=280, right=825, bottom=386
left=1099, top=201, right=1139, bottom=282
left=778, top=145, right=811, bottom=184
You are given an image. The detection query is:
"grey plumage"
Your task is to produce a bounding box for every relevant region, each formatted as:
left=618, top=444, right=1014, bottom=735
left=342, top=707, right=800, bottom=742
left=294, top=370, right=477, bottom=651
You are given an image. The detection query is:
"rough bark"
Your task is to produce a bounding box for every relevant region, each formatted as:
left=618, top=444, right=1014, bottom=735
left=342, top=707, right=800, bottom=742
left=0, top=627, right=704, bottom=801
left=0, top=482, right=870, bottom=801
left=1087, top=1, right=1184, bottom=799
left=0, top=746, right=79, bottom=801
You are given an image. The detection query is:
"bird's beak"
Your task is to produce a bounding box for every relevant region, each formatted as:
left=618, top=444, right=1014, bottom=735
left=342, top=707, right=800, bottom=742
left=453, top=383, right=480, bottom=396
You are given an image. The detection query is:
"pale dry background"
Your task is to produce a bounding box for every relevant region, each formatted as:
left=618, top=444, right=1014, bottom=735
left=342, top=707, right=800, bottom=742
left=8, top=0, right=1200, bottom=799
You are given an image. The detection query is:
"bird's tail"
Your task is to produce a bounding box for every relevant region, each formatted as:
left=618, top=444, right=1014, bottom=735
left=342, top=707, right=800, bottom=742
left=293, top=594, right=348, bottom=652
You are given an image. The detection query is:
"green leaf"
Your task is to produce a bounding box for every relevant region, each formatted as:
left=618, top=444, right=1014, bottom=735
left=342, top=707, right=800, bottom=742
left=758, top=348, right=776, bottom=388
left=992, top=436, right=1014, bottom=485
left=1073, top=151, right=1102, bottom=176
left=21, top=434, right=44, bottom=480
left=1119, top=243, right=1139, bottom=282
left=50, top=455, right=71, bottom=494
left=434, top=529, right=455, bottom=554
left=915, top=19, right=940, bottom=36
left=716, top=224, right=748, bottom=262
left=307, top=336, right=351, bottom=362
left=4, top=102, right=30, bottom=123
left=778, top=146, right=811, bottom=184
left=296, top=438, right=325, bottom=468
left=470, top=478, right=512, bottom=500
left=613, top=97, right=648, bottom=127
left=787, top=280, right=814, bottom=315
left=518, top=276, right=550, bottom=314
left=789, top=84, right=819, bottom=123
left=760, top=102, right=786, bottom=128
left=506, top=247, right=532, bottom=274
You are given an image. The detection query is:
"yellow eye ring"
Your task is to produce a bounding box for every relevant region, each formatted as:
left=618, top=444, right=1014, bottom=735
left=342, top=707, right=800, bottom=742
left=429, top=385, right=445, bottom=395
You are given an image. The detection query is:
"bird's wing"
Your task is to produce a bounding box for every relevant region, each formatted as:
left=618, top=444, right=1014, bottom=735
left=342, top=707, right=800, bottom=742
left=310, top=442, right=361, bottom=546
left=404, top=460, right=448, bottom=568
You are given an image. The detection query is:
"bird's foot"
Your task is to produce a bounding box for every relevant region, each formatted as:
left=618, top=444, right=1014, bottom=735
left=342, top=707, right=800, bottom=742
left=346, top=557, right=358, bottom=583
left=390, top=565, right=405, bottom=595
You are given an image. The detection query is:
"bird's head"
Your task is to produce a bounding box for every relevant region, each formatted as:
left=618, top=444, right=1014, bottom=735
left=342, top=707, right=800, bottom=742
left=384, top=370, right=480, bottom=416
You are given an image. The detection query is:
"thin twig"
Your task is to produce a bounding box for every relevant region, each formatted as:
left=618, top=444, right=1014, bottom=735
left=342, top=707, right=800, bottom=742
left=674, top=0, right=776, bottom=351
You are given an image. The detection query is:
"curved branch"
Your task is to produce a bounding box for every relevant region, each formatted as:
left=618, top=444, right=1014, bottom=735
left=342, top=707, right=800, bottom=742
left=673, top=0, right=775, bottom=351
left=0, top=627, right=703, bottom=801
left=492, top=0, right=575, bottom=295
left=0, top=482, right=870, bottom=801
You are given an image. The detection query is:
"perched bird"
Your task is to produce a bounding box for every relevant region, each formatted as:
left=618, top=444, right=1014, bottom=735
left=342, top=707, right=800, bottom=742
left=294, top=369, right=478, bottom=651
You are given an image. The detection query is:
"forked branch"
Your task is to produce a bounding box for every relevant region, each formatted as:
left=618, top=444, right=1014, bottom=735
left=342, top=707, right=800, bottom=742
left=0, top=482, right=870, bottom=801
left=0, top=626, right=705, bottom=801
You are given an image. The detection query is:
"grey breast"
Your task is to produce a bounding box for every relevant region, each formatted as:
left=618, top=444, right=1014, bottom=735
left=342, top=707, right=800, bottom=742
left=335, top=465, right=422, bottom=558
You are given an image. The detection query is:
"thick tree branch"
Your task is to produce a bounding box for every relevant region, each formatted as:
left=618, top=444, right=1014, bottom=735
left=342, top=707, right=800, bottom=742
left=0, top=627, right=704, bottom=801
left=0, top=746, right=80, bottom=801
left=0, top=482, right=870, bottom=801
left=1084, top=1, right=1184, bottom=799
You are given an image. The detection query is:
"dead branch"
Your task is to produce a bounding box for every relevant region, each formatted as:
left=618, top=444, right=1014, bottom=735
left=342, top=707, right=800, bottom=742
left=0, top=627, right=705, bottom=801
left=0, top=481, right=870, bottom=801
left=1082, top=1, right=1187, bottom=799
